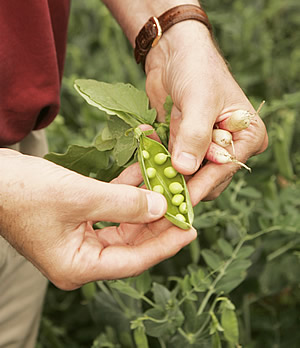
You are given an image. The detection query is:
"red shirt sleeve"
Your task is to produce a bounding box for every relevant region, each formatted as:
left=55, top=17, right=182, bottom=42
left=0, top=0, right=70, bottom=146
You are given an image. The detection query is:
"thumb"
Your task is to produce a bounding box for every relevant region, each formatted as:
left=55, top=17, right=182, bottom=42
left=82, top=179, right=167, bottom=224
left=170, top=96, right=217, bottom=175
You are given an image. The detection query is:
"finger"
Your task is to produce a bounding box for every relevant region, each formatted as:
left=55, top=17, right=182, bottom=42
left=111, top=162, right=143, bottom=186
left=79, top=178, right=167, bottom=224
left=187, top=161, right=237, bottom=205
left=138, top=124, right=161, bottom=142
left=90, top=226, right=197, bottom=280
left=170, top=91, right=218, bottom=175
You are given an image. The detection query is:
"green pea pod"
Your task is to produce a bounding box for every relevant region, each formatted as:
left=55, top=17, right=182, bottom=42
left=136, top=129, right=194, bottom=230
left=133, top=326, right=149, bottom=348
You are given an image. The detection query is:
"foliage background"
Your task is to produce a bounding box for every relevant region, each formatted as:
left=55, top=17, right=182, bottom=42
left=38, top=0, right=300, bottom=347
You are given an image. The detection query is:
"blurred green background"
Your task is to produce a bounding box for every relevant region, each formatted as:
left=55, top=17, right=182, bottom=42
left=39, top=1, right=300, bottom=347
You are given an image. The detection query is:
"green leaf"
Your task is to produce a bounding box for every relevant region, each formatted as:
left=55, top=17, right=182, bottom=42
left=201, top=249, right=222, bottom=270
left=143, top=308, right=169, bottom=337
left=215, top=272, right=245, bottom=294
left=74, top=79, right=157, bottom=127
left=44, top=145, right=109, bottom=177
left=152, top=283, right=171, bottom=307
left=220, top=306, right=239, bottom=344
left=107, top=116, right=131, bottom=139
left=163, top=95, right=173, bottom=125
left=189, top=267, right=211, bottom=292
left=95, top=161, right=124, bottom=183
left=135, top=271, right=152, bottom=295
left=211, top=331, right=222, bottom=348
left=236, top=246, right=255, bottom=259
left=81, top=282, right=96, bottom=301
left=112, top=134, right=136, bottom=166
left=217, top=238, right=233, bottom=257
left=144, top=306, right=184, bottom=338
left=108, top=280, right=142, bottom=300
left=238, top=186, right=262, bottom=199
left=226, top=259, right=252, bottom=273
left=94, top=136, right=116, bottom=151
left=92, top=291, right=131, bottom=334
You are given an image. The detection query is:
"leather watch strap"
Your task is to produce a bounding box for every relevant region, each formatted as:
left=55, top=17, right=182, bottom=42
left=134, top=5, right=212, bottom=70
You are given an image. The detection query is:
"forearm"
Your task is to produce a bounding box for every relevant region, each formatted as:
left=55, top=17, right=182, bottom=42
left=101, top=0, right=200, bottom=46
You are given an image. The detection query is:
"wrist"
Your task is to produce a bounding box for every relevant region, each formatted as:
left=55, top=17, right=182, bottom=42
left=134, top=4, right=213, bottom=71
left=145, top=18, right=213, bottom=73
left=103, top=0, right=201, bottom=46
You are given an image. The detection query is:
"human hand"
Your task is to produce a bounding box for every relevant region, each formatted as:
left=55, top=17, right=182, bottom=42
left=0, top=149, right=196, bottom=290
left=145, top=20, right=268, bottom=203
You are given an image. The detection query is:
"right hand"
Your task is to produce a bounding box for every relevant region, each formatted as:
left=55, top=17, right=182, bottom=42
left=0, top=149, right=196, bottom=289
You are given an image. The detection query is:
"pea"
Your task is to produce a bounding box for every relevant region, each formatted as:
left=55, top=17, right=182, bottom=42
left=146, top=167, right=156, bottom=179
left=154, top=153, right=168, bottom=165
left=169, top=182, right=183, bottom=194
left=136, top=130, right=194, bottom=230
left=179, top=202, right=188, bottom=214
left=175, top=213, right=186, bottom=222
left=153, top=185, right=164, bottom=194
left=172, top=194, right=185, bottom=206
left=164, top=166, right=177, bottom=179
left=142, top=150, right=150, bottom=159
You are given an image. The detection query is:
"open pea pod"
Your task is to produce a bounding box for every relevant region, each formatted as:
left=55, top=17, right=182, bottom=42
left=136, top=129, right=194, bottom=230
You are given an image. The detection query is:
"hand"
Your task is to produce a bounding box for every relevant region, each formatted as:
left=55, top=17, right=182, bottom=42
left=145, top=21, right=268, bottom=203
left=0, top=149, right=196, bottom=290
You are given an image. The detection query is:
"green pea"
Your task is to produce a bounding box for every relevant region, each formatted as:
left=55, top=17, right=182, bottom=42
left=153, top=185, right=164, bottom=194
left=164, top=166, right=177, bottom=179
left=175, top=213, right=186, bottom=222
left=179, top=202, right=188, bottom=214
left=146, top=167, right=156, bottom=179
left=136, top=131, right=194, bottom=230
left=172, top=194, right=185, bottom=206
left=169, top=182, right=183, bottom=194
left=142, top=150, right=150, bottom=159
left=154, top=153, right=168, bottom=165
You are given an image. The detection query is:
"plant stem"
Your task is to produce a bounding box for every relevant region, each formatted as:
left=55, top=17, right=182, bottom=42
left=158, top=337, right=167, bottom=348
left=197, top=238, right=245, bottom=316
left=141, top=295, right=156, bottom=308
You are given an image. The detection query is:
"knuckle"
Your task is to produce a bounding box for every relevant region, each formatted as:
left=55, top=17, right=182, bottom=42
left=179, top=126, right=211, bottom=152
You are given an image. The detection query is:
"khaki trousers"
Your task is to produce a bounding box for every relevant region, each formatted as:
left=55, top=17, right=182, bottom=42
left=0, top=130, right=49, bottom=348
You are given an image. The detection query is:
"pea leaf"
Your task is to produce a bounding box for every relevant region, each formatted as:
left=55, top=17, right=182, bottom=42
left=44, top=145, right=109, bottom=177
left=201, top=249, right=222, bottom=270
left=152, top=283, right=171, bottom=307
left=107, top=117, right=137, bottom=166
left=74, top=79, right=157, bottom=127
left=215, top=272, right=245, bottom=294
left=135, top=271, right=152, bottom=295
left=217, top=238, right=234, bottom=257
left=113, top=135, right=136, bottom=166
left=94, top=136, right=116, bottom=151
left=108, top=280, right=142, bottom=300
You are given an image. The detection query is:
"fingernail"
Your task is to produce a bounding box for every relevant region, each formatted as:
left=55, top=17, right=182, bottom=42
left=146, top=192, right=166, bottom=217
left=175, top=152, right=198, bottom=172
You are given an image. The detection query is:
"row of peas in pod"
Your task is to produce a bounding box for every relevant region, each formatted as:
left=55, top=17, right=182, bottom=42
left=136, top=129, right=194, bottom=230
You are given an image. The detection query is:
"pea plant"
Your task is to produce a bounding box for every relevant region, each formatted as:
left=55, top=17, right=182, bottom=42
left=44, top=80, right=300, bottom=348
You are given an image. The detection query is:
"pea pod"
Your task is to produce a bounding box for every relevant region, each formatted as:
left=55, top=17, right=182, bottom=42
left=135, top=129, right=194, bottom=230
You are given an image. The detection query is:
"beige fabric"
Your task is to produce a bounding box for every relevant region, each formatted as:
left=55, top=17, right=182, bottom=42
left=0, top=130, right=49, bottom=348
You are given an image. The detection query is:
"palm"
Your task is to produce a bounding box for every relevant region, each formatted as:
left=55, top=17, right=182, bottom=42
left=54, top=216, right=193, bottom=289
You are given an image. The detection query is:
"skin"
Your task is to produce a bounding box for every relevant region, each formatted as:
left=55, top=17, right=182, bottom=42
left=103, top=0, right=268, bottom=202
left=0, top=0, right=267, bottom=289
left=0, top=149, right=196, bottom=290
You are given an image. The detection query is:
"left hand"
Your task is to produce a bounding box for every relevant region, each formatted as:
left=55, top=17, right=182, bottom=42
left=144, top=21, right=268, bottom=203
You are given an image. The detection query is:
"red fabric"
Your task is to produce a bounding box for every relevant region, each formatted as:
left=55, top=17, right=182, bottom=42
left=0, top=0, right=70, bottom=146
